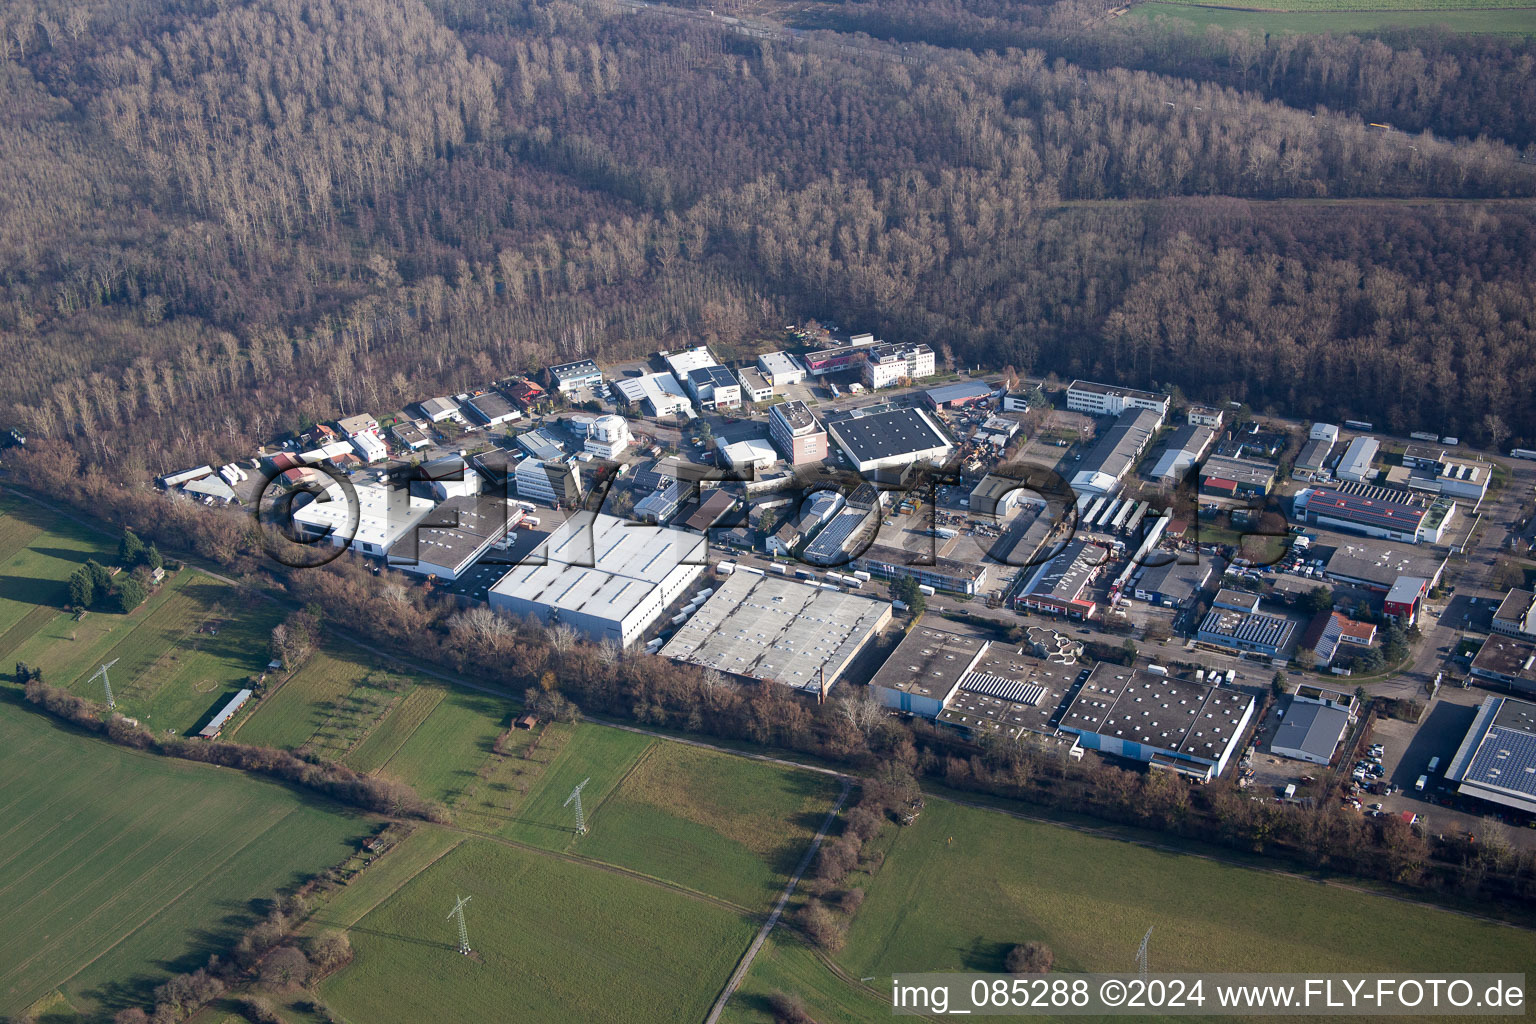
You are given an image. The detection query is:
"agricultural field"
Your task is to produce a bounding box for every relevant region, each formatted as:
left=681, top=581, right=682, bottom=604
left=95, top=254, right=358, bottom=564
left=0, top=703, right=367, bottom=1022
left=365, top=685, right=511, bottom=807
left=575, top=742, right=845, bottom=912
left=232, top=646, right=416, bottom=757
left=838, top=799, right=1536, bottom=981
left=1129, top=3, right=1536, bottom=35
left=0, top=495, right=280, bottom=736
left=317, top=837, right=756, bottom=1024
left=0, top=498, right=114, bottom=641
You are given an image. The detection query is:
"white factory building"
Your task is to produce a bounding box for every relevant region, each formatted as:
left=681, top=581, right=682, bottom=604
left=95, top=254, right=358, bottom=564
left=757, top=351, right=807, bottom=387
left=488, top=512, right=705, bottom=647
left=579, top=414, right=631, bottom=458
left=289, top=479, right=435, bottom=558
left=1065, top=380, right=1171, bottom=418
left=613, top=372, right=695, bottom=419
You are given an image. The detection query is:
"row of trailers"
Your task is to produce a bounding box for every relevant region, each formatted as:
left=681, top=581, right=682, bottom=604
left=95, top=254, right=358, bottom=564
left=715, top=561, right=873, bottom=591
left=1077, top=494, right=1153, bottom=536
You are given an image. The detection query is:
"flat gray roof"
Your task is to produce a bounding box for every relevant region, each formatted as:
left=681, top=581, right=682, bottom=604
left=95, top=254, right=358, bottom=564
left=659, top=573, right=891, bottom=693
left=1060, top=665, right=1253, bottom=763
left=1271, top=700, right=1349, bottom=762
left=828, top=408, right=951, bottom=464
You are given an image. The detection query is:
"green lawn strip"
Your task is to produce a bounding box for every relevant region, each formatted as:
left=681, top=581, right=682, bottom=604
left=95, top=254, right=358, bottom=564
left=344, top=683, right=448, bottom=774
left=372, top=686, right=511, bottom=808
left=318, top=837, right=756, bottom=1024
left=839, top=799, right=1536, bottom=986
left=0, top=706, right=367, bottom=1019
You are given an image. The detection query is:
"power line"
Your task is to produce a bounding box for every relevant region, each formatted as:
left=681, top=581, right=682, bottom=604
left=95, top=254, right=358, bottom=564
left=90, top=658, right=120, bottom=709
left=564, top=777, right=591, bottom=835
left=447, top=894, right=472, bottom=955
left=1135, top=926, right=1153, bottom=983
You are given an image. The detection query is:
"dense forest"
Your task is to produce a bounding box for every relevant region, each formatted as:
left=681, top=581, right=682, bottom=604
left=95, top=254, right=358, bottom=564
left=2, top=0, right=1535, bottom=478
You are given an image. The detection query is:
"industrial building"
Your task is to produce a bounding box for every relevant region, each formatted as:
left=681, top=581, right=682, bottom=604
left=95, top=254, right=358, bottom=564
left=717, top=437, right=779, bottom=473
left=636, top=480, right=689, bottom=524
left=736, top=366, right=774, bottom=403
left=801, top=504, right=879, bottom=564
left=1196, top=607, right=1296, bottom=658
left=801, top=344, right=866, bottom=377
left=417, top=397, right=463, bottom=424
left=1445, top=696, right=1536, bottom=814
left=1187, top=406, right=1223, bottom=428
left=854, top=544, right=988, bottom=595
left=1294, top=437, right=1334, bottom=477
left=1270, top=696, right=1351, bottom=765
left=1468, top=636, right=1536, bottom=694
left=769, top=400, right=828, bottom=466
left=1406, top=456, right=1491, bottom=502
left=1310, top=422, right=1340, bottom=443
left=515, top=427, right=566, bottom=462
left=488, top=512, right=705, bottom=647
left=970, top=473, right=1028, bottom=517
left=685, top=365, right=741, bottom=409
left=1336, top=436, right=1379, bottom=482
left=389, top=495, right=516, bottom=580
left=290, top=478, right=436, bottom=558
left=1065, top=380, right=1171, bottom=418
left=973, top=416, right=1021, bottom=448
left=924, top=380, right=992, bottom=409
left=1297, top=484, right=1453, bottom=544
left=1015, top=539, right=1106, bottom=619
left=1057, top=665, right=1255, bottom=781
left=861, top=342, right=936, bottom=389
left=757, top=350, right=807, bottom=386
left=827, top=408, right=953, bottom=474
left=1131, top=558, right=1213, bottom=608
left=1198, top=454, right=1277, bottom=499
left=462, top=390, right=521, bottom=428
left=1323, top=542, right=1446, bottom=594
left=613, top=372, right=695, bottom=418
left=1147, top=422, right=1217, bottom=485
left=546, top=359, right=603, bottom=394
left=1070, top=408, right=1162, bottom=496
left=662, top=345, right=720, bottom=379
left=1493, top=590, right=1536, bottom=639
left=391, top=420, right=430, bottom=451
left=868, top=623, right=1078, bottom=743
left=659, top=573, right=891, bottom=698
left=514, top=458, right=583, bottom=507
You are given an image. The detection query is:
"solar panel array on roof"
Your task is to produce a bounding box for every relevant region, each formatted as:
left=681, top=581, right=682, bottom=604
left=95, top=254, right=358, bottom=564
left=958, top=672, right=1045, bottom=706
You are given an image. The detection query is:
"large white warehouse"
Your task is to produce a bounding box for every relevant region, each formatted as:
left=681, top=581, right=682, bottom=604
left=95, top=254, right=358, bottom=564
left=488, top=512, right=705, bottom=647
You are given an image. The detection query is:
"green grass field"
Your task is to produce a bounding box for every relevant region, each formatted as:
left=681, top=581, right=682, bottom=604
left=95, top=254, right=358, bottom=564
left=317, top=837, right=756, bottom=1024
left=575, top=742, right=844, bottom=911
left=839, top=799, right=1536, bottom=981
left=0, top=498, right=114, bottom=637
left=0, top=702, right=367, bottom=1021
left=722, top=934, right=892, bottom=1024
left=1130, top=3, right=1536, bottom=35
left=233, top=647, right=415, bottom=757
left=368, top=686, right=510, bottom=806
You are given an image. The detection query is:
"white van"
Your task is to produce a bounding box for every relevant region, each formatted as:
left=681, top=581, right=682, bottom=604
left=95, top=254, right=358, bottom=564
left=1427, top=756, right=1440, bottom=773
left=1415, top=775, right=1428, bottom=792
